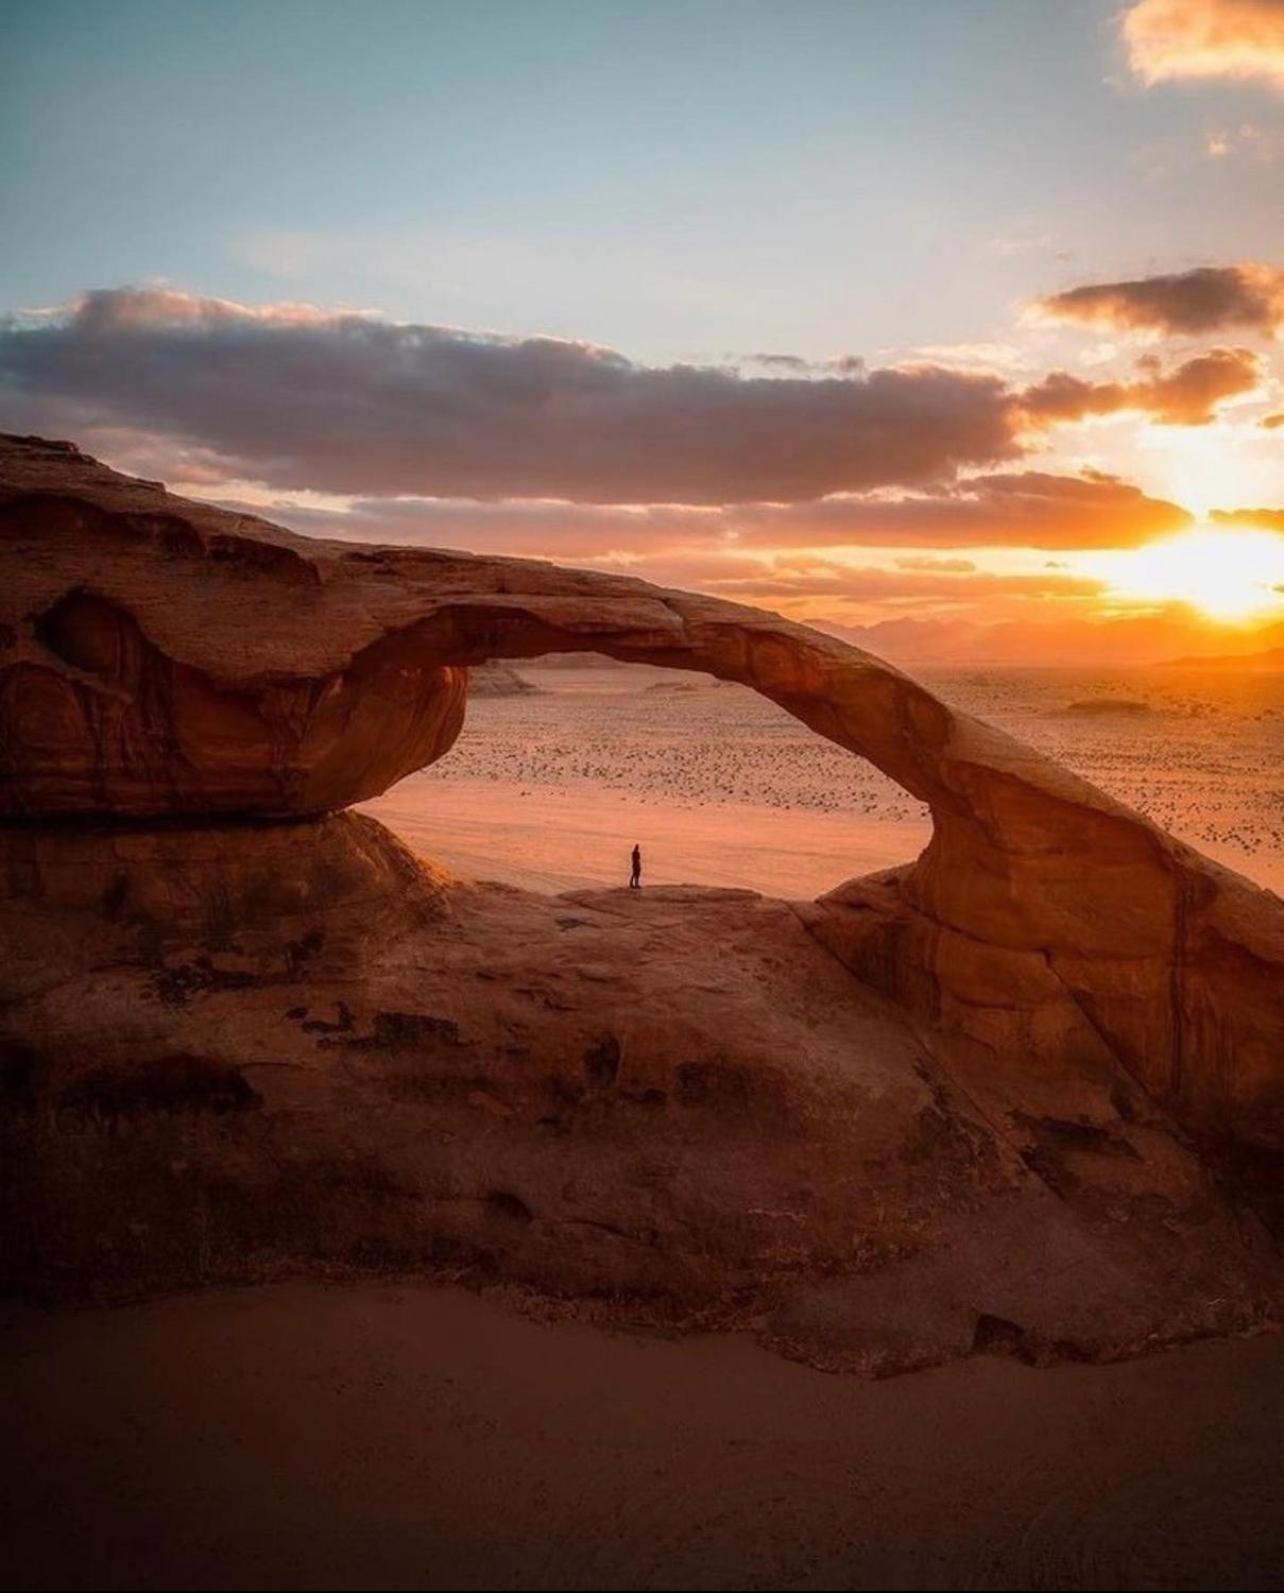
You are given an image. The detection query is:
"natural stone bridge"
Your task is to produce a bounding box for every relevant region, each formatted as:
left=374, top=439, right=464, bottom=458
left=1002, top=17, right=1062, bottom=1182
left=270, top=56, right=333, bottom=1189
left=4, top=432, right=1280, bottom=1154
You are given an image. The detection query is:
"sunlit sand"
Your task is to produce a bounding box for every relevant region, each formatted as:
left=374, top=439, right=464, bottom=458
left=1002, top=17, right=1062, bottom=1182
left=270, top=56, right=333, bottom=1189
left=363, top=660, right=1284, bottom=898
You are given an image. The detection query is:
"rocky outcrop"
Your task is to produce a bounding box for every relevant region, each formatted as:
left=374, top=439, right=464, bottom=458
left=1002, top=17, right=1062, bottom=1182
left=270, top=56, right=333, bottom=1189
left=4, top=433, right=1281, bottom=1148
left=3, top=811, right=1279, bottom=1373
left=1, top=433, right=1282, bottom=1367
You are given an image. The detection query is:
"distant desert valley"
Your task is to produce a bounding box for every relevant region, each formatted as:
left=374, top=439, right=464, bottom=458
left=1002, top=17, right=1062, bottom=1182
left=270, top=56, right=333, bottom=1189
left=367, top=653, right=1284, bottom=898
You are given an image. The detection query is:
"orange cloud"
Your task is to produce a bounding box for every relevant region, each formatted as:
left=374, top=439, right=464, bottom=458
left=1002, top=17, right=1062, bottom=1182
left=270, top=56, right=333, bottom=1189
left=1020, top=348, right=1260, bottom=425
left=728, top=472, right=1192, bottom=550
left=1036, top=266, right=1284, bottom=336
left=0, top=286, right=1233, bottom=576
left=257, top=469, right=1188, bottom=557
left=700, top=565, right=1104, bottom=604
left=1212, top=504, right=1284, bottom=530
left=1122, top=0, right=1284, bottom=89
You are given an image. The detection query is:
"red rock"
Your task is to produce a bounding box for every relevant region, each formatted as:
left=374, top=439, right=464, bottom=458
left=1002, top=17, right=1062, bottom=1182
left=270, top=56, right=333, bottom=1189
left=2, top=432, right=1280, bottom=1148
left=2, top=812, right=1278, bottom=1371
left=1, top=433, right=1282, bottom=1359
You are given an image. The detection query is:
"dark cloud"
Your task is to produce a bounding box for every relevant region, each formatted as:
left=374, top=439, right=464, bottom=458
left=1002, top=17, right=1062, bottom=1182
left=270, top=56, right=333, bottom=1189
left=1261, top=412, right=1284, bottom=428
left=1036, top=266, right=1284, bottom=336
left=1020, top=348, right=1260, bottom=425
left=0, top=287, right=1024, bottom=505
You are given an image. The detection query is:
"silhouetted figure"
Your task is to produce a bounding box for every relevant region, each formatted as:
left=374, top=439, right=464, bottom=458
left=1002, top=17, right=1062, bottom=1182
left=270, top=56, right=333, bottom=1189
left=630, top=843, right=642, bottom=889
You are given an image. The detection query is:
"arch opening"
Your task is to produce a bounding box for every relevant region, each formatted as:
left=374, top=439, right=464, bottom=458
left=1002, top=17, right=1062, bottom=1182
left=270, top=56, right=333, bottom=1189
left=362, top=649, right=933, bottom=900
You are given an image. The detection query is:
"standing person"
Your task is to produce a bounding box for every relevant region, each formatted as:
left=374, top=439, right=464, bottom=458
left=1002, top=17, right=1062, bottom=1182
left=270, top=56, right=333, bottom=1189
left=629, top=843, right=642, bottom=889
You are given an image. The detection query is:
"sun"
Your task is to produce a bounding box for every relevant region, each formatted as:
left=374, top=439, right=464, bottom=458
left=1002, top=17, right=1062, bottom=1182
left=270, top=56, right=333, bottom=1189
left=1086, top=527, right=1284, bottom=624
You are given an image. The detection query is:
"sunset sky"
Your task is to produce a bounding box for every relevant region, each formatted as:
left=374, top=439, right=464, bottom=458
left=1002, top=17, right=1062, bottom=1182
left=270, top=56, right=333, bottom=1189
left=3, top=0, right=1284, bottom=661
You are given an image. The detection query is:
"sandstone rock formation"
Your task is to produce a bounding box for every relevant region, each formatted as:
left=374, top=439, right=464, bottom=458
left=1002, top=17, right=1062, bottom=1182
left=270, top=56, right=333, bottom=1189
left=2, top=432, right=1282, bottom=1371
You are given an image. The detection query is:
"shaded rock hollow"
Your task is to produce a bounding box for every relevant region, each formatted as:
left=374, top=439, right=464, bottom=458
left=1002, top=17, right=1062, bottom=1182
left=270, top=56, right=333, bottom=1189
left=1, top=433, right=1282, bottom=1371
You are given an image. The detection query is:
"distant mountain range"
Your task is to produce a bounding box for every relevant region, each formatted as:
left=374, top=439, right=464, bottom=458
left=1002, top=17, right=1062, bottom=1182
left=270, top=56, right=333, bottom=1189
left=1156, top=647, right=1284, bottom=672
left=814, top=615, right=1284, bottom=669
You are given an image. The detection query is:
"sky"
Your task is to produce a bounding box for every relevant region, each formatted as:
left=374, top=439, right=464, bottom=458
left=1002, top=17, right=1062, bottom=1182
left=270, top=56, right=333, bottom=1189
left=3, top=0, right=1284, bottom=661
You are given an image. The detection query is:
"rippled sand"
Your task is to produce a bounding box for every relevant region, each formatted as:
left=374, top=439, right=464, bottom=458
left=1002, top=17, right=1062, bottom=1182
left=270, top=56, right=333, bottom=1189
left=362, top=661, right=1284, bottom=897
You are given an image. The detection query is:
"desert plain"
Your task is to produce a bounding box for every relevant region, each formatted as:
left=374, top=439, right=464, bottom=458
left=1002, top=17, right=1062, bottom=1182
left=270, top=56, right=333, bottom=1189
left=364, top=656, right=1284, bottom=898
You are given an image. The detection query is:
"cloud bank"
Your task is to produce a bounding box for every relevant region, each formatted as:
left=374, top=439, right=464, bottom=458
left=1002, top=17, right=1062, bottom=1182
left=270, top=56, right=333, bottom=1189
left=0, top=288, right=1024, bottom=505
left=0, top=288, right=1256, bottom=523
left=262, top=469, right=1189, bottom=557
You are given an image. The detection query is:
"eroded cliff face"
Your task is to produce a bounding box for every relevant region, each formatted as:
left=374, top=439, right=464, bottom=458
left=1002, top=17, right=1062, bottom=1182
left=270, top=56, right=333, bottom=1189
left=1, top=433, right=1282, bottom=1368
left=1, top=508, right=467, bottom=817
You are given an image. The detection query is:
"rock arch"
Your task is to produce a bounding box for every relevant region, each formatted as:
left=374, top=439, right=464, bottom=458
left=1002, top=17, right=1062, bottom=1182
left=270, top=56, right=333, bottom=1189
left=2, top=432, right=1282, bottom=1149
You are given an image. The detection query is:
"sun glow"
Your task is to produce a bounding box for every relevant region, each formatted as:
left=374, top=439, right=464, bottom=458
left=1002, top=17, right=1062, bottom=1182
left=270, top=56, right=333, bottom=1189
left=1085, top=526, right=1284, bottom=624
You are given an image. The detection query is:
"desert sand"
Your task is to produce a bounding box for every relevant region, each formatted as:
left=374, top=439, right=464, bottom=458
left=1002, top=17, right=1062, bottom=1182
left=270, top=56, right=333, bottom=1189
left=362, top=660, right=1284, bottom=897
left=4, top=1281, right=1283, bottom=1592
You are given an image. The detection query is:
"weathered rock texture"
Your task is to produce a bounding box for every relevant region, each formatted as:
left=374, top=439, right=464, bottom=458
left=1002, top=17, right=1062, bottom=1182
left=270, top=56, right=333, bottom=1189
left=3, top=812, right=1280, bottom=1373
left=1, top=433, right=1282, bottom=1369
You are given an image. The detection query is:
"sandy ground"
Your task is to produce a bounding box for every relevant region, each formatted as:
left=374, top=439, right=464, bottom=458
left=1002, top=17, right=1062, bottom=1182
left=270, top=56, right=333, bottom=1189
left=3, top=1281, right=1282, bottom=1591
left=360, top=662, right=1284, bottom=897
left=364, top=782, right=928, bottom=896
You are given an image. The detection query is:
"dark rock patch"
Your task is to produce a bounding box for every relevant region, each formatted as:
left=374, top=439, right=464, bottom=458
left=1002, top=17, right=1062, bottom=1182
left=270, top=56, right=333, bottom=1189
left=57, top=1054, right=262, bottom=1119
